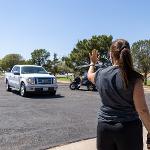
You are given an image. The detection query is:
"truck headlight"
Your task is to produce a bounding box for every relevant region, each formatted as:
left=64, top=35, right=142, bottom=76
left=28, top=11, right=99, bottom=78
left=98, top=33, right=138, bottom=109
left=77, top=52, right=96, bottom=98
left=53, top=77, right=57, bottom=84
left=26, top=77, right=35, bottom=85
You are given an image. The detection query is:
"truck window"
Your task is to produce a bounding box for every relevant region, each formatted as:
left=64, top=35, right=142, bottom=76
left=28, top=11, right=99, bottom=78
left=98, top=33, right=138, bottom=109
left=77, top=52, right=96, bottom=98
left=11, top=66, right=17, bottom=73
left=21, top=66, right=48, bottom=74
left=16, top=67, right=20, bottom=73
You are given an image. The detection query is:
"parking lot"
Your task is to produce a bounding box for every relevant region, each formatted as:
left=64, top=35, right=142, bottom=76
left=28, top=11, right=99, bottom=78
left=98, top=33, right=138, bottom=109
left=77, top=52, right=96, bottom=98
left=0, top=78, right=100, bottom=150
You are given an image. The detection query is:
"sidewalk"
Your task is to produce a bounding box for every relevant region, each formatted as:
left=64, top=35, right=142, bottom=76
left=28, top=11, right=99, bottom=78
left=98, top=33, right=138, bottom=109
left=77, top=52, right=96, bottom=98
left=144, top=86, right=150, bottom=93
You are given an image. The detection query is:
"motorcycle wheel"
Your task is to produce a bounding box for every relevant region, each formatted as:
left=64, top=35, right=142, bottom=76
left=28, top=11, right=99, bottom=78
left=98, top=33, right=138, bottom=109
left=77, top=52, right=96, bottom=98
left=69, top=83, right=76, bottom=90
left=87, top=84, right=94, bottom=91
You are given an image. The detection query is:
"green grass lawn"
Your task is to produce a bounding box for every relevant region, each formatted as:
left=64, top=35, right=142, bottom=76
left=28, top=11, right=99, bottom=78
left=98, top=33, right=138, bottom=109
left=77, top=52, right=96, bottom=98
left=56, top=76, right=73, bottom=82
left=147, top=80, right=150, bottom=86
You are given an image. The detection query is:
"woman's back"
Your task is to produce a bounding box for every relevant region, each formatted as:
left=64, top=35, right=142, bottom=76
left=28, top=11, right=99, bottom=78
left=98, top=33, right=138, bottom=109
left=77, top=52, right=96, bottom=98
left=88, top=39, right=150, bottom=150
left=95, top=66, right=141, bottom=122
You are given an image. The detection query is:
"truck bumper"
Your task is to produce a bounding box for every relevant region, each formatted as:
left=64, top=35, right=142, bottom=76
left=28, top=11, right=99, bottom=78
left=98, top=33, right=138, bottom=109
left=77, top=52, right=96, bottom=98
left=26, top=85, right=58, bottom=92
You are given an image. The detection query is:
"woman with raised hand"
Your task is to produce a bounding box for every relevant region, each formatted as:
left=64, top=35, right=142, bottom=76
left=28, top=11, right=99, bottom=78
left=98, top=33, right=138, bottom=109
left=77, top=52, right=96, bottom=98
left=88, top=39, right=150, bottom=150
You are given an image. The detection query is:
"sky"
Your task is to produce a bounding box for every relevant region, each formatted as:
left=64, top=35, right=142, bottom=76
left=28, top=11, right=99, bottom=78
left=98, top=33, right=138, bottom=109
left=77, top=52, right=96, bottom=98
left=0, top=0, right=150, bottom=60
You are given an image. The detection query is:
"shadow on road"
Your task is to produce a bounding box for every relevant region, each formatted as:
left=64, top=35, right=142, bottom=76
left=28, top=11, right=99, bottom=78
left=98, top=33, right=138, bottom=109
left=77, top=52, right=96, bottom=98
left=70, top=88, right=97, bottom=92
left=11, top=90, right=65, bottom=99
left=28, top=94, right=65, bottom=99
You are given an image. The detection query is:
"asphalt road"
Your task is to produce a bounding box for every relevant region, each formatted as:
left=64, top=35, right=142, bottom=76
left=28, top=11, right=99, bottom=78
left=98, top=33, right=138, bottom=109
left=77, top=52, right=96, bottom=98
left=0, top=78, right=100, bottom=150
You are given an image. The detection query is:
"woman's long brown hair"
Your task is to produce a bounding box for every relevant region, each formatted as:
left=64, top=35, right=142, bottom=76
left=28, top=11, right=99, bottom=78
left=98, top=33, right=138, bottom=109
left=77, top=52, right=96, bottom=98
left=110, top=39, right=134, bottom=88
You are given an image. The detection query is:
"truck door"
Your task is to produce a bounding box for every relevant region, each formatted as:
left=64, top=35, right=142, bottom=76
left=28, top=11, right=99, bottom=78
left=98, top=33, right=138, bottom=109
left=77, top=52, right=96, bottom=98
left=9, top=66, right=17, bottom=87
left=13, top=66, right=21, bottom=90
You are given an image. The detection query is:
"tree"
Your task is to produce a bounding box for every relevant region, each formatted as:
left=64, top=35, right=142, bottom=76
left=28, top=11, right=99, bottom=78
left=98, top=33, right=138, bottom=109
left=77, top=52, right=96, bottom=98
left=0, top=59, right=2, bottom=68
left=43, top=53, right=60, bottom=75
left=51, top=53, right=60, bottom=75
left=65, top=35, right=113, bottom=72
left=24, top=59, right=34, bottom=65
left=1, top=54, right=24, bottom=71
left=31, top=49, right=50, bottom=66
left=57, top=57, right=74, bottom=75
left=0, top=59, right=3, bottom=72
left=43, top=59, right=52, bottom=73
left=131, top=40, right=150, bottom=85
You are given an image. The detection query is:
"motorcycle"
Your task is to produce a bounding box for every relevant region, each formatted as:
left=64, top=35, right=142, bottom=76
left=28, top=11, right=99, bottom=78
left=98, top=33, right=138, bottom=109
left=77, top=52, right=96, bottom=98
left=69, top=76, right=96, bottom=91
left=69, top=76, right=81, bottom=90
left=69, top=63, right=108, bottom=91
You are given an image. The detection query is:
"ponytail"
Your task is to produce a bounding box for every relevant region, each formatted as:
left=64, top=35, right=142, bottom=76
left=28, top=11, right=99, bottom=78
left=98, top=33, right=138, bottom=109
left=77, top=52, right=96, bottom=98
left=119, top=47, right=133, bottom=88
left=110, top=39, right=134, bottom=88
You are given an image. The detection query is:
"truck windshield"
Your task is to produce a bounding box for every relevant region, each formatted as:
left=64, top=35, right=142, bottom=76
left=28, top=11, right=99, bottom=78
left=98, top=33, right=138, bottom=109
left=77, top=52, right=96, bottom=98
left=21, top=66, right=48, bottom=74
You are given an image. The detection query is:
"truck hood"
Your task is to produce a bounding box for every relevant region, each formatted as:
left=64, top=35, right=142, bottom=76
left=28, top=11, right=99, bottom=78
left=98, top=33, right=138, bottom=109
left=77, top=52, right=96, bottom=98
left=21, top=74, right=55, bottom=78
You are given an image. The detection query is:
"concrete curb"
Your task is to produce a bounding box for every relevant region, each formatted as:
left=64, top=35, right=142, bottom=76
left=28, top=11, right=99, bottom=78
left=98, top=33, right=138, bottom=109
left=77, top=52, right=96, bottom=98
left=48, top=139, right=96, bottom=150
left=48, top=127, right=148, bottom=150
left=144, top=86, right=150, bottom=92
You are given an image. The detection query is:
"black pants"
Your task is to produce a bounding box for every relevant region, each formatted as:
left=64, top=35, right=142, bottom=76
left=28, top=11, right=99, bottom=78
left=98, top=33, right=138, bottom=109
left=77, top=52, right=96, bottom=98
left=97, top=119, right=143, bottom=150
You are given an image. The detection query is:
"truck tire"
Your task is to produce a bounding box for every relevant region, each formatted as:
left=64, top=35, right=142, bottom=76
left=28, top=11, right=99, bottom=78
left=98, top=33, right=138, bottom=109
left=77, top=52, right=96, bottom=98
left=20, top=82, right=27, bottom=97
left=6, top=80, right=11, bottom=92
left=50, top=90, right=56, bottom=96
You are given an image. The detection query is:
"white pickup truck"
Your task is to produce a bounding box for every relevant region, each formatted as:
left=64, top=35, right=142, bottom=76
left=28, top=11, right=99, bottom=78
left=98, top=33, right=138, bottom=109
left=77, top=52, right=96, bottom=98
left=5, top=65, right=58, bottom=97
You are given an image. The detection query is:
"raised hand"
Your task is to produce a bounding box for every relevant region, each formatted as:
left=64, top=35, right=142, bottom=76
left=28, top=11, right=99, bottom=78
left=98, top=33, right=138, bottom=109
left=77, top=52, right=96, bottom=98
left=89, top=49, right=100, bottom=65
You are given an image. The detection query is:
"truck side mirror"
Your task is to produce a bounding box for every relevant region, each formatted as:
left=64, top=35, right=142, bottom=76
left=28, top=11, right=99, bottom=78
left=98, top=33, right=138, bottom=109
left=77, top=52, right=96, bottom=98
left=13, top=71, right=20, bottom=75
left=6, top=68, right=11, bottom=72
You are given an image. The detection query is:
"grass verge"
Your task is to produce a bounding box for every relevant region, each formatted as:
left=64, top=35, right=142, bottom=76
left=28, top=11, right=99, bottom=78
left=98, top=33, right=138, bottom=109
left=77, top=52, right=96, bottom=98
left=56, top=76, right=73, bottom=82
left=147, top=80, right=150, bottom=86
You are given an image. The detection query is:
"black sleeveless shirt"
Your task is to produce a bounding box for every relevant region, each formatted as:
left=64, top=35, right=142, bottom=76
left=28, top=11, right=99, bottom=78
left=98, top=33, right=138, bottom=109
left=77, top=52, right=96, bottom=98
left=94, top=66, right=143, bottom=122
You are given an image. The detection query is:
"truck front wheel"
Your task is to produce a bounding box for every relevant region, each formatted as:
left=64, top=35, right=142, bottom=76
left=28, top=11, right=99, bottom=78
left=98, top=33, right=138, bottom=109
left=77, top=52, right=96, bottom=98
left=6, top=80, right=11, bottom=92
left=20, top=82, right=27, bottom=97
left=50, top=90, right=56, bottom=96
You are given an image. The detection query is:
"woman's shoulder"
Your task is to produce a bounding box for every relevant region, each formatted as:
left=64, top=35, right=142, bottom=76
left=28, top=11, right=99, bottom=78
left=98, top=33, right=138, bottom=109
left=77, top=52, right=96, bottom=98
left=129, top=70, right=144, bottom=82
left=95, top=66, right=119, bottom=78
left=97, top=65, right=116, bottom=71
left=131, top=70, right=143, bottom=78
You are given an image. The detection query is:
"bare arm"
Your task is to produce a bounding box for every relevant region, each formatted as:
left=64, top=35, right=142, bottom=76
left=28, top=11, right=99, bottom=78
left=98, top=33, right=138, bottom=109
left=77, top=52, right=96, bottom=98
left=133, top=79, right=150, bottom=133
left=87, top=65, right=96, bottom=84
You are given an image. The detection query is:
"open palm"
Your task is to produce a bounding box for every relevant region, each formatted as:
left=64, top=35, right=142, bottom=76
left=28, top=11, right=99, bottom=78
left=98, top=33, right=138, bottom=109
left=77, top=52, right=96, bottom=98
left=89, top=49, right=100, bottom=65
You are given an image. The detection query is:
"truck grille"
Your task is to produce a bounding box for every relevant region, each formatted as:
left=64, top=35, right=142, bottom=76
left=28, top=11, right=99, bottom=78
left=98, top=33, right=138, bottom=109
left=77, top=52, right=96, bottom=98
left=36, top=78, right=53, bottom=84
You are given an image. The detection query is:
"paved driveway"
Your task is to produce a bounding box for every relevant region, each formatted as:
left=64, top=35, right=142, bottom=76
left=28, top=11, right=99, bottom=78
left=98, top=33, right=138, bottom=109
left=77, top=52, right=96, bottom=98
left=0, top=78, right=100, bottom=150
left=0, top=78, right=149, bottom=150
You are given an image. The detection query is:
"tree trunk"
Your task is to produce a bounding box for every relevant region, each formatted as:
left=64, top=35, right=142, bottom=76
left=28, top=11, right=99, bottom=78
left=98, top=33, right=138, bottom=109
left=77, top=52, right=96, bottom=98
left=144, top=72, right=147, bottom=85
